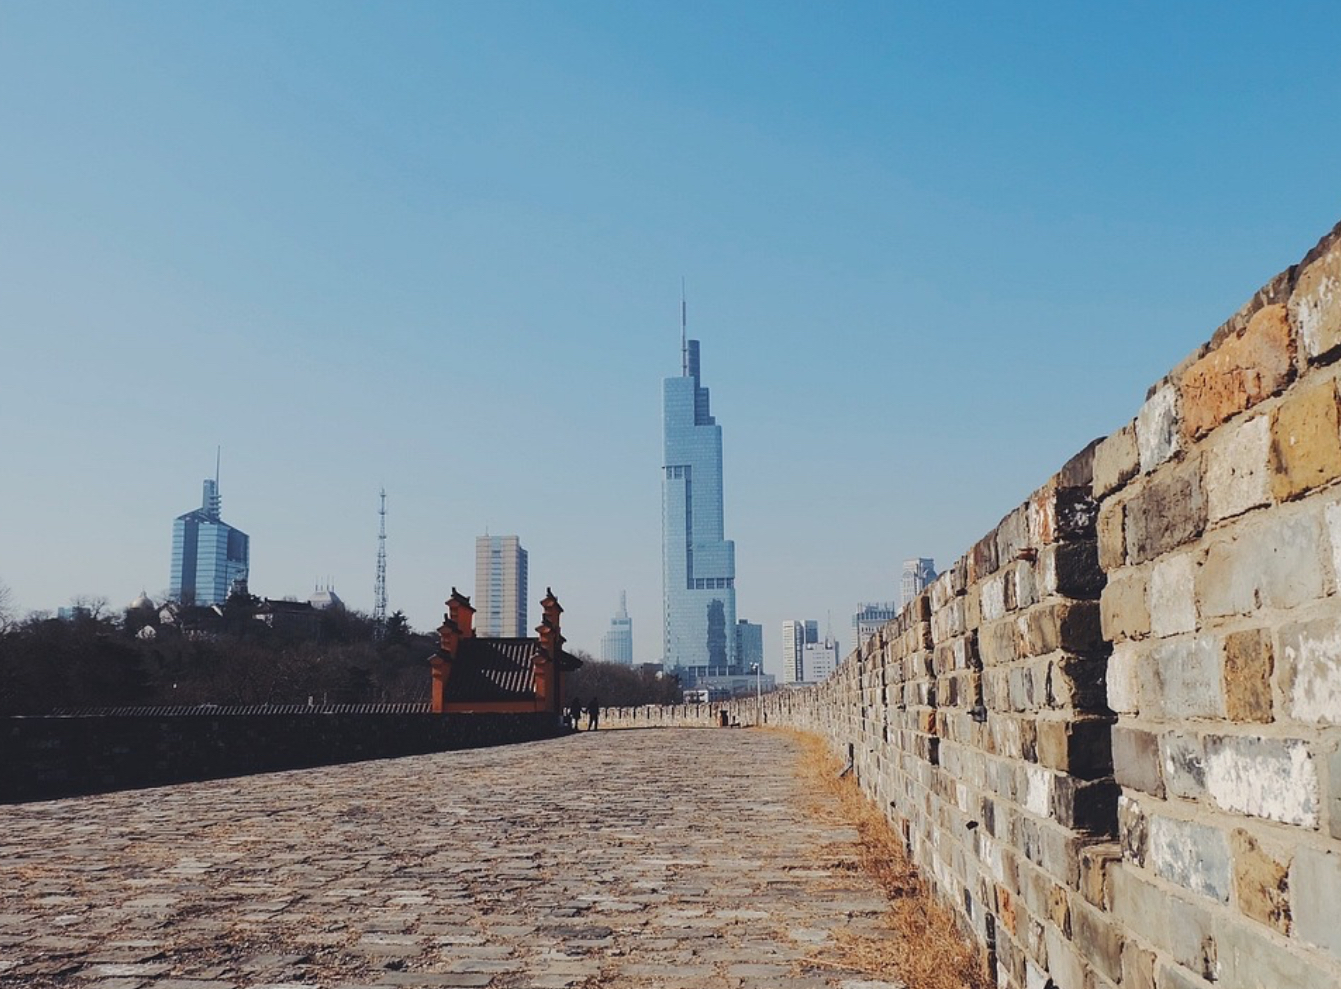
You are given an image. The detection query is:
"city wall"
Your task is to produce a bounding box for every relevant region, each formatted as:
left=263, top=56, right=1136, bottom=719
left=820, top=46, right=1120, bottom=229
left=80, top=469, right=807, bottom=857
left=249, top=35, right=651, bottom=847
left=0, top=709, right=560, bottom=803
left=609, top=221, right=1341, bottom=989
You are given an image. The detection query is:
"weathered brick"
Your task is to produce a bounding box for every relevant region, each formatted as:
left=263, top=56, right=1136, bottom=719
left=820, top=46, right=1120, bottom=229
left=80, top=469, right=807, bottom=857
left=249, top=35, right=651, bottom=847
left=1147, top=636, right=1225, bottom=720
left=1021, top=600, right=1103, bottom=658
left=1331, top=744, right=1341, bottom=840
left=1179, top=304, right=1294, bottom=441
left=1108, top=865, right=1219, bottom=977
left=1276, top=614, right=1341, bottom=725
left=1148, top=553, right=1196, bottom=638
left=1206, top=414, right=1272, bottom=523
left=1290, top=846, right=1341, bottom=960
left=1048, top=539, right=1104, bottom=599
left=1149, top=815, right=1230, bottom=902
left=1221, top=628, right=1273, bottom=723
left=1219, top=915, right=1341, bottom=989
left=1137, top=382, right=1181, bottom=474
left=1079, top=841, right=1120, bottom=908
left=1072, top=898, right=1123, bottom=983
left=1204, top=735, right=1318, bottom=828
left=1043, top=924, right=1085, bottom=989
left=1121, top=940, right=1156, bottom=989
left=1269, top=375, right=1341, bottom=501
left=1118, top=796, right=1147, bottom=867
left=1126, top=456, right=1206, bottom=564
left=1289, top=238, right=1341, bottom=364
left=979, top=620, right=1018, bottom=667
left=969, top=533, right=999, bottom=583
left=1159, top=732, right=1206, bottom=801
left=1197, top=510, right=1324, bottom=618
left=1106, top=641, right=1141, bottom=714
left=1097, top=498, right=1126, bottom=572
left=1229, top=827, right=1292, bottom=935
left=1035, top=717, right=1112, bottom=779
left=1101, top=568, right=1150, bottom=642
left=1094, top=423, right=1139, bottom=499
left=1113, top=726, right=1163, bottom=797
left=1047, top=655, right=1107, bottom=711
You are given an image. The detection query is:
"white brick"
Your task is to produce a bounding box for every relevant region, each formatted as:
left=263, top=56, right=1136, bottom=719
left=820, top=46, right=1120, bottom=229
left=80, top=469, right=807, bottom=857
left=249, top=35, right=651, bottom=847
left=1149, top=815, right=1231, bottom=902
left=1206, top=415, right=1271, bottom=523
left=981, top=575, right=1007, bottom=622
left=1204, top=736, right=1319, bottom=827
left=1148, top=553, right=1197, bottom=637
left=1107, top=640, right=1141, bottom=713
left=1137, top=382, right=1180, bottom=473
left=1278, top=615, right=1341, bottom=725
left=1022, top=764, right=1053, bottom=817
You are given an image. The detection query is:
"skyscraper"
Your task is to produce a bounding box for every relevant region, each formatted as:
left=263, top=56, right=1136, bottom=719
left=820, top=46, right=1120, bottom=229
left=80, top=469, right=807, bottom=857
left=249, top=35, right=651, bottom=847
left=662, top=335, right=737, bottom=674
left=170, top=478, right=249, bottom=606
left=601, top=591, right=634, bottom=665
left=735, top=619, right=763, bottom=672
left=782, top=618, right=837, bottom=684
left=901, top=558, right=937, bottom=608
left=852, top=601, right=897, bottom=651
left=781, top=619, right=815, bottom=684
left=475, top=535, right=528, bottom=637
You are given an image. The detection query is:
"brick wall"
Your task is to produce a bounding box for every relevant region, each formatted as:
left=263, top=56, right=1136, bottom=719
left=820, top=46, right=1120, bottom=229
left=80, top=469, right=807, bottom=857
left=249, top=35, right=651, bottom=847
left=1, top=711, right=561, bottom=803
left=608, top=221, right=1341, bottom=989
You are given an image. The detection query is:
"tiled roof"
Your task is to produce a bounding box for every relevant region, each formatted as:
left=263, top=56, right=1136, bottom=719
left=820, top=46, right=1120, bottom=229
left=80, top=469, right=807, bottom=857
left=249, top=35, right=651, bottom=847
left=449, top=637, right=541, bottom=702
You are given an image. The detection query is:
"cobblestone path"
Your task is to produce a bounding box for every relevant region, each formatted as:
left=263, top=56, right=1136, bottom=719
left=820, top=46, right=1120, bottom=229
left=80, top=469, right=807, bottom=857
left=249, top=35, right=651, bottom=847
left=0, top=728, right=902, bottom=989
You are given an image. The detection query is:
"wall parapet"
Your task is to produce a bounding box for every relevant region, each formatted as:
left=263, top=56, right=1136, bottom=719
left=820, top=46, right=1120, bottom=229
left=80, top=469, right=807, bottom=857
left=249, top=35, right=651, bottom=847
left=611, top=221, right=1341, bottom=989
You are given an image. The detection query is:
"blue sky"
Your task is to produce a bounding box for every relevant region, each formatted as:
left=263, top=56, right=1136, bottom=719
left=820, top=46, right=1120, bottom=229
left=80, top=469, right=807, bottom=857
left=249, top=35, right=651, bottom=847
left=2, top=2, right=1339, bottom=672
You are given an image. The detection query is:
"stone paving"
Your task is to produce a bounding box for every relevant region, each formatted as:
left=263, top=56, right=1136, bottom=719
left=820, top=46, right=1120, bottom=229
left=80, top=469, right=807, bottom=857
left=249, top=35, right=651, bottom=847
left=0, top=728, right=904, bottom=989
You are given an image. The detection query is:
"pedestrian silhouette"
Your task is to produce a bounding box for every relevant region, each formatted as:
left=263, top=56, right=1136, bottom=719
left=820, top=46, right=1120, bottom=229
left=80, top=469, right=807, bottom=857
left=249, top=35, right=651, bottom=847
left=568, top=696, right=583, bottom=731
left=587, top=697, right=600, bottom=731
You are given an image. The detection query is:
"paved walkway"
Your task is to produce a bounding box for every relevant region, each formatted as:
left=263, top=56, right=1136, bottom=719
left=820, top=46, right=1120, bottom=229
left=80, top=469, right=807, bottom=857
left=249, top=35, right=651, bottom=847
left=0, top=728, right=901, bottom=989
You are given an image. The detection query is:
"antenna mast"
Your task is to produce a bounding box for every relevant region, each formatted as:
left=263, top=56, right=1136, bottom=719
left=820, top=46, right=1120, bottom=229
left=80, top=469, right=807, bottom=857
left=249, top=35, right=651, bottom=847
left=373, top=488, right=388, bottom=639
left=680, top=277, right=688, bottom=376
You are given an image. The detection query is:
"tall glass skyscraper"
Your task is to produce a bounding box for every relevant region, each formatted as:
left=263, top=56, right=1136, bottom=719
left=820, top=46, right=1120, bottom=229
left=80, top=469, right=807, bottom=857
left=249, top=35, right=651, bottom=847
left=662, top=338, right=737, bottom=674
left=170, top=478, right=249, bottom=606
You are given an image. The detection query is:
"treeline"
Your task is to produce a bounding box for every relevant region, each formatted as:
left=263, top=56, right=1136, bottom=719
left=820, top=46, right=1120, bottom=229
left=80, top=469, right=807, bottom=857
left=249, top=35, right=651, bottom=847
left=0, top=594, right=684, bottom=715
left=562, top=657, right=683, bottom=708
left=0, top=599, right=433, bottom=715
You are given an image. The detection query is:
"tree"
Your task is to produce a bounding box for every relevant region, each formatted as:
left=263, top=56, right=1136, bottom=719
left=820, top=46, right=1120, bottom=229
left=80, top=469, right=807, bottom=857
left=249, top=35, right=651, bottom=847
left=0, top=581, right=13, bottom=633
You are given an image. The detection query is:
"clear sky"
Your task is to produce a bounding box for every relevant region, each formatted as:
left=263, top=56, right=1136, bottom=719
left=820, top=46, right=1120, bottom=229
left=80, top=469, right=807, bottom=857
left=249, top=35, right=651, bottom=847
left=2, top=2, right=1339, bottom=673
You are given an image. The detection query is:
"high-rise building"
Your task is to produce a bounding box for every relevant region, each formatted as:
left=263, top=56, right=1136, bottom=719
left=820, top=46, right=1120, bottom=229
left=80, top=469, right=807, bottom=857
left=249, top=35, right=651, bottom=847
left=805, top=636, right=840, bottom=682
left=781, top=619, right=815, bottom=684
left=901, top=558, right=937, bottom=608
left=852, top=601, right=897, bottom=651
left=601, top=591, right=634, bottom=665
left=475, top=535, right=528, bottom=637
left=782, top=618, right=837, bottom=684
left=170, top=478, right=249, bottom=606
left=662, top=336, right=737, bottom=674
left=735, top=619, right=763, bottom=671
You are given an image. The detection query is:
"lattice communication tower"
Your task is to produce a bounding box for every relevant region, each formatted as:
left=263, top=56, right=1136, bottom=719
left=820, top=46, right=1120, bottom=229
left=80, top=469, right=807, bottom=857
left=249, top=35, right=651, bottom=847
left=373, top=488, right=388, bottom=639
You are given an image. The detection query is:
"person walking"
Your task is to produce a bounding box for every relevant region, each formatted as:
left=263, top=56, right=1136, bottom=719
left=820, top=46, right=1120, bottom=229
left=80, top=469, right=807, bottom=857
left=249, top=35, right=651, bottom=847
left=586, top=697, right=600, bottom=731
left=568, top=696, right=583, bottom=731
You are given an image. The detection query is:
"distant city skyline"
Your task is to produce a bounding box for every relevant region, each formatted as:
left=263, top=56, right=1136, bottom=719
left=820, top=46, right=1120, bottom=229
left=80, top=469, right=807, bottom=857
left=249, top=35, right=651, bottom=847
left=3, top=5, right=1339, bottom=676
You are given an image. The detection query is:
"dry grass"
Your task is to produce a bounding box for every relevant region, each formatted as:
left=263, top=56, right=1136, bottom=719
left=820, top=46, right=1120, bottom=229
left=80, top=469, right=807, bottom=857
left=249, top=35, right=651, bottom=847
left=789, top=730, right=989, bottom=989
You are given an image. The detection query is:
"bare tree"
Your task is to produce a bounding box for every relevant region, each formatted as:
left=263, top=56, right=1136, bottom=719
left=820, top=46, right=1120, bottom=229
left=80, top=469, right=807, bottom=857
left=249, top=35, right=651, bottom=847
left=0, top=581, right=13, bottom=632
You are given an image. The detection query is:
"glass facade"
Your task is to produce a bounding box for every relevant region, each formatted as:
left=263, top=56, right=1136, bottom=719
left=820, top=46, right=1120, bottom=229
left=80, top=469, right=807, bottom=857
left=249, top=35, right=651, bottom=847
left=662, top=339, right=737, bottom=672
left=169, top=479, right=249, bottom=606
